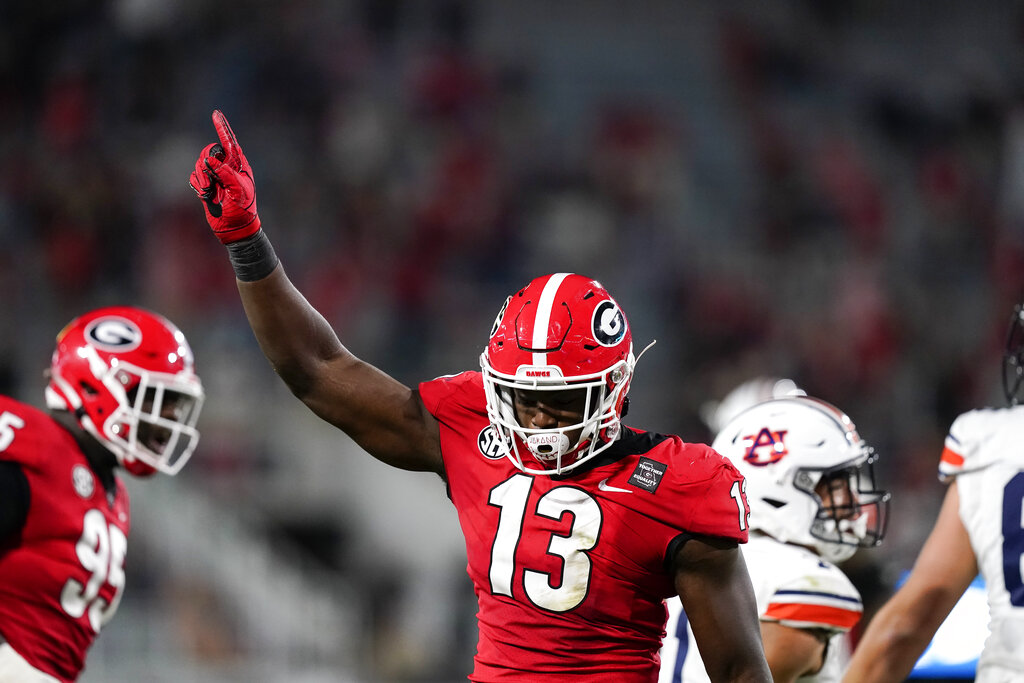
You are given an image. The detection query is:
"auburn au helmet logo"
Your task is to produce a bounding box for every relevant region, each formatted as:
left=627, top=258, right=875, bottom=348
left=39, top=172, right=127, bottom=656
left=742, top=428, right=789, bottom=466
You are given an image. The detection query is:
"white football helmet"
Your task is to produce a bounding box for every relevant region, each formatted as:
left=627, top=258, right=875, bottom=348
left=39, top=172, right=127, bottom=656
left=711, top=395, right=889, bottom=563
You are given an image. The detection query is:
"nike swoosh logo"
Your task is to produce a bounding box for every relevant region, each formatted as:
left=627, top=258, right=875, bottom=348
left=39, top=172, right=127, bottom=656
left=203, top=194, right=223, bottom=218
left=597, top=478, right=632, bottom=494
left=201, top=159, right=224, bottom=217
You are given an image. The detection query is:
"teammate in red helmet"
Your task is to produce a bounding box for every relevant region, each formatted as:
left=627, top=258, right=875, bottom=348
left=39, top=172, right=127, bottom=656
left=0, top=306, right=204, bottom=682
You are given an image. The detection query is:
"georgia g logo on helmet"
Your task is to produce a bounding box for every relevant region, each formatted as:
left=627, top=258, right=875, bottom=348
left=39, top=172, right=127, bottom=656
left=84, top=317, right=143, bottom=352
left=592, top=300, right=627, bottom=347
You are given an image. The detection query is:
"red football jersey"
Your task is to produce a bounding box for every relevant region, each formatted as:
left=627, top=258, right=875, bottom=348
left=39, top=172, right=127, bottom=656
left=0, top=396, right=131, bottom=682
left=419, top=372, right=749, bottom=683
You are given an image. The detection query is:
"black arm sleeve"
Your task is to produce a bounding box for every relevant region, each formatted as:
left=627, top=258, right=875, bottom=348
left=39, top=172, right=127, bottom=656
left=665, top=531, right=694, bottom=572
left=0, top=461, right=30, bottom=543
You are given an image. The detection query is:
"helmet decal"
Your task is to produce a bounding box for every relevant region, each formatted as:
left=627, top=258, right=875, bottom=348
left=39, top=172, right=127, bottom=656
left=592, top=300, right=626, bottom=346
left=742, top=428, right=790, bottom=466
left=489, top=296, right=511, bottom=339
left=85, top=317, right=143, bottom=352
left=527, top=272, right=571, bottom=360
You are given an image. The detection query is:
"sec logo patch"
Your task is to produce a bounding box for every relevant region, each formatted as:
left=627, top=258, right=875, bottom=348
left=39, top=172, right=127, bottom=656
left=72, top=464, right=95, bottom=499
left=478, top=425, right=508, bottom=460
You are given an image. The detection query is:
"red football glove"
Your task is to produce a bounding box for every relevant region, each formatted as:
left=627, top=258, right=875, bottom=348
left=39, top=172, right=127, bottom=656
left=188, top=110, right=261, bottom=244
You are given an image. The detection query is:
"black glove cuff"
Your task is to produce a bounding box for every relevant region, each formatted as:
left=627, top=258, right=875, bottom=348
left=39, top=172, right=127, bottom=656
left=225, top=230, right=280, bottom=282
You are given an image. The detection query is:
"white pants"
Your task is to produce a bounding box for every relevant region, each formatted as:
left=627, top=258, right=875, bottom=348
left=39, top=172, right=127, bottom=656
left=0, top=643, right=61, bottom=682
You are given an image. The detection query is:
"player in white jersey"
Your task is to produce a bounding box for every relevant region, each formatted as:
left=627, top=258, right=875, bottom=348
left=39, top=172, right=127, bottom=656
left=844, top=303, right=1024, bottom=683
left=661, top=395, right=890, bottom=683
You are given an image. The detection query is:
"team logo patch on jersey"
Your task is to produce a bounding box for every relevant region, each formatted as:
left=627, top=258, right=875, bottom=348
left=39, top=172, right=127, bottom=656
left=478, top=425, right=509, bottom=460
left=628, top=457, right=666, bottom=493
left=85, top=316, right=143, bottom=352
left=72, top=464, right=95, bottom=499
left=592, top=300, right=626, bottom=346
left=743, top=428, right=789, bottom=466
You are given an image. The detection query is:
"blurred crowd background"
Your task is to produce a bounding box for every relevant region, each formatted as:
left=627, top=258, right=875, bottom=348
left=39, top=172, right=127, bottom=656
left=3, top=0, right=1024, bottom=680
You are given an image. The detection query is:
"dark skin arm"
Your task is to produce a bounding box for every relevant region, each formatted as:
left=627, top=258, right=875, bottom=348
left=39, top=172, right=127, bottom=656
left=237, top=266, right=444, bottom=476
left=190, top=110, right=442, bottom=477
left=673, top=535, right=772, bottom=683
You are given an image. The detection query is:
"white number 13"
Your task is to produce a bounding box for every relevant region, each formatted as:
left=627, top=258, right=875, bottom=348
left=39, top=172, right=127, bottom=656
left=488, top=474, right=602, bottom=612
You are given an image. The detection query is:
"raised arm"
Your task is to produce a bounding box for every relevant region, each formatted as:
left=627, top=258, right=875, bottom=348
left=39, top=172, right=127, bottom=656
left=673, top=536, right=772, bottom=683
left=189, top=110, right=442, bottom=474
left=842, top=480, right=977, bottom=683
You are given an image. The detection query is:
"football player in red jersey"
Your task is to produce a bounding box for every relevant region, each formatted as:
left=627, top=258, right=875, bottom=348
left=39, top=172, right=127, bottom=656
left=189, top=110, right=770, bottom=683
left=0, top=307, right=204, bottom=682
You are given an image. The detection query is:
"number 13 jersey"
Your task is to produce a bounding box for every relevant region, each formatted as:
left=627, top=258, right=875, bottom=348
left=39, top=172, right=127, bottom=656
left=420, top=371, right=749, bottom=683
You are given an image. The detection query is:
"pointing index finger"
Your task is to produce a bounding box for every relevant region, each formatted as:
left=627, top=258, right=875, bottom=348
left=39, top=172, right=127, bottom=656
left=211, top=109, right=240, bottom=165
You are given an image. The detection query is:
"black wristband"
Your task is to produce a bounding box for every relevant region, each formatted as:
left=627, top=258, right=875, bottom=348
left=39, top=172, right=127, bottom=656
left=225, top=230, right=280, bottom=282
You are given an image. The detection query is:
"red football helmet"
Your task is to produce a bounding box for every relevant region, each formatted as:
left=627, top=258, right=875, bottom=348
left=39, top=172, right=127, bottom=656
left=480, top=273, right=636, bottom=475
left=45, top=306, right=204, bottom=477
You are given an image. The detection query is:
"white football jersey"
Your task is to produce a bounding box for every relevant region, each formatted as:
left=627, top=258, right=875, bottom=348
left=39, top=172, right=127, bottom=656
left=659, top=534, right=861, bottom=683
left=939, top=406, right=1024, bottom=680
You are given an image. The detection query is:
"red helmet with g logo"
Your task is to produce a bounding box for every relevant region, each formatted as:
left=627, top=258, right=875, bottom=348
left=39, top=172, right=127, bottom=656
left=480, top=273, right=635, bottom=474
left=45, top=306, right=204, bottom=477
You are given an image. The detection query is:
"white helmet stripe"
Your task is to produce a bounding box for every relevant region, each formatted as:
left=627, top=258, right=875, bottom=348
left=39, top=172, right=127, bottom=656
left=52, top=372, right=84, bottom=409
left=531, top=272, right=570, bottom=366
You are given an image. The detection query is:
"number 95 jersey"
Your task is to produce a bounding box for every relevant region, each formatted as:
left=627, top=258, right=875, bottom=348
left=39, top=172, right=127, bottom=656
left=938, top=405, right=1024, bottom=675
left=0, top=396, right=130, bottom=682
left=420, top=372, right=749, bottom=683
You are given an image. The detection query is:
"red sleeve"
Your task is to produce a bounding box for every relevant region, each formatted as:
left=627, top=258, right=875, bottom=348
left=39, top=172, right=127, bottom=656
left=418, top=371, right=481, bottom=423
left=675, top=444, right=750, bottom=542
